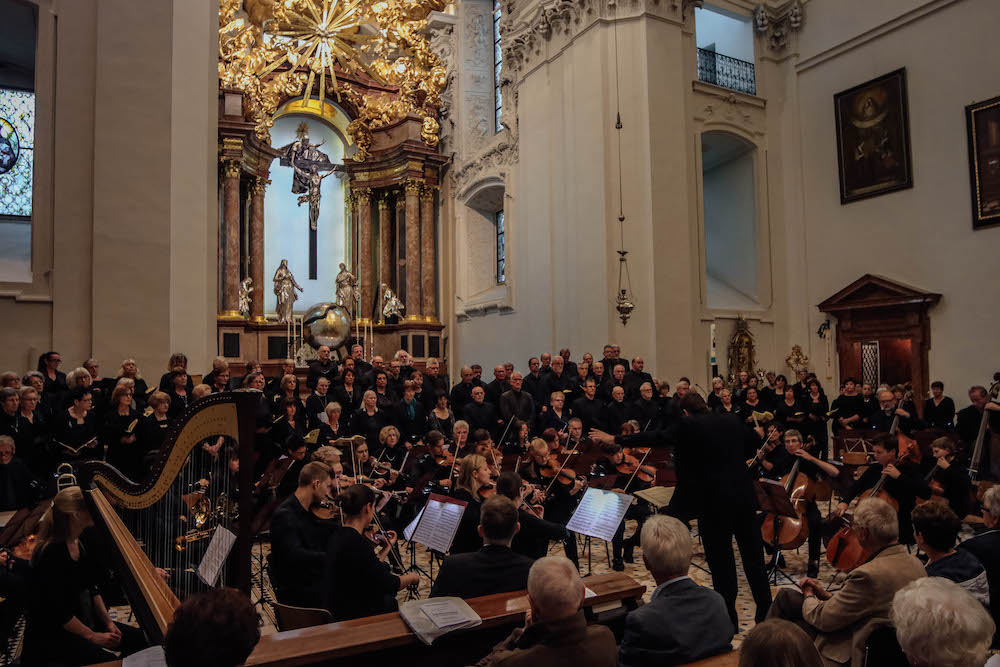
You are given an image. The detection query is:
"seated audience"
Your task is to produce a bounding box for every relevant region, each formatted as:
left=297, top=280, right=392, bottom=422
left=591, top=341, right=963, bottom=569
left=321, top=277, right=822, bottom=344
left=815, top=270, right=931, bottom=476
left=269, top=461, right=334, bottom=608
left=959, top=484, right=1000, bottom=646
left=474, top=556, right=616, bottom=667
left=619, top=515, right=733, bottom=667
left=431, top=495, right=534, bottom=599
left=891, top=577, right=995, bottom=667
left=738, top=619, right=823, bottom=667
left=912, top=502, right=990, bottom=607
left=767, top=498, right=925, bottom=667
left=164, top=587, right=261, bottom=667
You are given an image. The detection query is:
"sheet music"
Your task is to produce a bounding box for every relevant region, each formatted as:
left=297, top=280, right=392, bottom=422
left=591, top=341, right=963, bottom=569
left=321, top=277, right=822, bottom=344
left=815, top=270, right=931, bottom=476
left=420, top=598, right=478, bottom=628
left=411, top=493, right=467, bottom=553
left=196, top=526, right=236, bottom=586
left=566, top=488, right=633, bottom=543
left=124, top=646, right=167, bottom=667
left=403, top=507, right=425, bottom=542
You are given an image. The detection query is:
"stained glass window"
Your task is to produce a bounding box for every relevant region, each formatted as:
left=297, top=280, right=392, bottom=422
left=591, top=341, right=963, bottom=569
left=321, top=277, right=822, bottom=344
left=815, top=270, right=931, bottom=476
left=493, top=0, right=502, bottom=133
left=0, top=88, right=35, bottom=218
left=495, top=210, right=505, bottom=284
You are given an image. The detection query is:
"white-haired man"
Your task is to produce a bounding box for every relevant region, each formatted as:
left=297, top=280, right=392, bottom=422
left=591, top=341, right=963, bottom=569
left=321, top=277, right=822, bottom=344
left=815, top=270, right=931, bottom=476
left=474, top=556, right=616, bottom=667
left=767, top=497, right=925, bottom=666
left=619, top=516, right=733, bottom=667
left=960, top=484, right=1000, bottom=646
left=891, top=577, right=996, bottom=667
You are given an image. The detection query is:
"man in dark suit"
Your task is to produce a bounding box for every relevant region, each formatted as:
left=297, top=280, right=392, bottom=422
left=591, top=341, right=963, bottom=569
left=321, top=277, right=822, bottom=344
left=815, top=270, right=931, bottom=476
left=464, top=386, right=501, bottom=439
left=306, top=346, right=338, bottom=390
left=522, top=358, right=543, bottom=403
left=960, top=485, right=1000, bottom=646
left=571, top=378, right=604, bottom=435
left=619, top=515, right=733, bottom=666
left=559, top=349, right=577, bottom=379
left=622, top=357, right=653, bottom=401
left=499, top=372, right=535, bottom=426
left=484, top=365, right=510, bottom=405
left=956, top=385, right=1000, bottom=479
left=430, top=496, right=534, bottom=599
left=449, top=366, right=477, bottom=418
left=539, top=356, right=571, bottom=407
left=592, top=392, right=772, bottom=626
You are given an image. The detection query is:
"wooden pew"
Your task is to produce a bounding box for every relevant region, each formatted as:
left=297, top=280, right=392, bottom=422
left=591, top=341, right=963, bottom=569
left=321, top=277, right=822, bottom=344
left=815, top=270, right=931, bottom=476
left=684, top=650, right=740, bottom=666
left=245, top=572, right=644, bottom=667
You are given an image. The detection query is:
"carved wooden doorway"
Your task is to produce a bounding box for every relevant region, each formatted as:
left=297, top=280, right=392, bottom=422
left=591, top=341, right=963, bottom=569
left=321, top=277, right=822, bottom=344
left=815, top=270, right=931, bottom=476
left=818, top=275, right=941, bottom=408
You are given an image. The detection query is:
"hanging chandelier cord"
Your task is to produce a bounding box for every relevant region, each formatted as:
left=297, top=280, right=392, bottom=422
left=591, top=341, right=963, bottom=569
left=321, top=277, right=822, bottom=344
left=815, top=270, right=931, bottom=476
left=611, top=5, right=634, bottom=325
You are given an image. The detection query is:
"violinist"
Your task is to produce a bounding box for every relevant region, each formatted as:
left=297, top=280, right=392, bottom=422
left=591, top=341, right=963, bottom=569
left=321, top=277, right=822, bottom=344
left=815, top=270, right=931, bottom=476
left=409, top=430, right=453, bottom=490
left=766, top=430, right=839, bottom=577
left=521, top=438, right=555, bottom=484
left=594, top=443, right=653, bottom=571
left=531, top=437, right=585, bottom=567
left=923, top=436, right=971, bottom=519
left=346, top=440, right=389, bottom=490
left=269, top=461, right=335, bottom=608
left=497, top=471, right=566, bottom=560
left=450, top=454, right=491, bottom=554
left=505, top=419, right=530, bottom=456
left=450, top=419, right=470, bottom=455
left=831, top=433, right=931, bottom=544
left=323, top=484, right=420, bottom=621
left=747, top=422, right=785, bottom=479
left=374, top=426, right=406, bottom=488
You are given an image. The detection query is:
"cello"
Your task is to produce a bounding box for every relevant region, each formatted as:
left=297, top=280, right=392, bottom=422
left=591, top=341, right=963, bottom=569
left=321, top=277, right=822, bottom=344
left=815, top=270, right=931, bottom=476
left=889, top=390, right=921, bottom=464
left=760, top=458, right=812, bottom=550
left=968, top=374, right=1000, bottom=494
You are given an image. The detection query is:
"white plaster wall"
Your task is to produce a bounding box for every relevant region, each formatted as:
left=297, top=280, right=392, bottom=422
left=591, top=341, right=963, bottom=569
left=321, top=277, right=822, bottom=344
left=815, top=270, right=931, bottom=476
left=704, top=149, right=758, bottom=302
left=793, top=0, right=1000, bottom=406
left=695, top=6, right=754, bottom=62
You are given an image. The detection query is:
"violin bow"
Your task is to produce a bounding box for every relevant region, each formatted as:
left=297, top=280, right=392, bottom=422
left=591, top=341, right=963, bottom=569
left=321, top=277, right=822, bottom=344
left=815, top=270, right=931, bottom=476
left=624, top=445, right=654, bottom=491
left=496, top=415, right=516, bottom=449
left=544, top=437, right=582, bottom=494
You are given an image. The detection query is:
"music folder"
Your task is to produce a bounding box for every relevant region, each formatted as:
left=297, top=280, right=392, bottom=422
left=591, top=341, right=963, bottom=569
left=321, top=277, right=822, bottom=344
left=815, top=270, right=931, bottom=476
left=753, top=479, right=798, bottom=519
left=410, top=493, right=467, bottom=554
left=566, top=487, right=633, bottom=543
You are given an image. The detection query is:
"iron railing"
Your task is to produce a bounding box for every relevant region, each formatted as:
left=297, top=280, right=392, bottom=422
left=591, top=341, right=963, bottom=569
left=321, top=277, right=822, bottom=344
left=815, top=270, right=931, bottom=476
left=697, top=48, right=756, bottom=96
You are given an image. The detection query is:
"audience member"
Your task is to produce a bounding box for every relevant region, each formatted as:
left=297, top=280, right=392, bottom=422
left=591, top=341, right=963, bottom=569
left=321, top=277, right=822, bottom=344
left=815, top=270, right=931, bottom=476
left=738, top=619, right=823, bottom=667
left=431, top=496, right=534, bottom=599
left=619, top=515, right=733, bottom=667
left=959, top=484, right=1000, bottom=646
left=474, top=556, right=616, bottom=667
left=911, top=502, right=990, bottom=607
left=164, top=587, right=261, bottom=667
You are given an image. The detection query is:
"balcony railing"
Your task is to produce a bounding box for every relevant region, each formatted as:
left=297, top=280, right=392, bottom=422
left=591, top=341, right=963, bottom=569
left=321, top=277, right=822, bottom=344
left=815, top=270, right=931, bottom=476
left=697, top=48, right=756, bottom=96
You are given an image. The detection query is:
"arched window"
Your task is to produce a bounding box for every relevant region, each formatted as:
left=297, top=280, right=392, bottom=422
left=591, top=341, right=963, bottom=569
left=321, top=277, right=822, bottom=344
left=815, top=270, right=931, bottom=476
left=701, top=130, right=759, bottom=309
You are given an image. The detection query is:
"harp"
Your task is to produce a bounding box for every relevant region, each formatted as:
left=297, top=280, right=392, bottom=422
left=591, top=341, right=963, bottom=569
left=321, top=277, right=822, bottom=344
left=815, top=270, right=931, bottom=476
left=77, top=390, right=261, bottom=644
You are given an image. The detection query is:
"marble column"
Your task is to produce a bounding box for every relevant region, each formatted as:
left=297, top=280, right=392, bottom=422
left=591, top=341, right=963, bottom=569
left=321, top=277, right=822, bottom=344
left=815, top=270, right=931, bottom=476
left=220, top=160, right=242, bottom=319
left=404, top=180, right=422, bottom=318
left=378, top=195, right=392, bottom=300
left=357, top=188, right=373, bottom=321
left=249, top=177, right=268, bottom=323
left=394, top=191, right=406, bottom=294
left=420, top=185, right=436, bottom=321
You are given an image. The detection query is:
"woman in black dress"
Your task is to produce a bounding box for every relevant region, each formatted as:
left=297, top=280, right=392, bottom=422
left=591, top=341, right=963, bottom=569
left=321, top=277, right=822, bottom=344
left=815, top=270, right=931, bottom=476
left=323, top=484, right=420, bottom=621
left=115, top=358, right=150, bottom=411
left=803, top=379, right=830, bottom=456
left=270, top=398, right=307, bottom=451
left=22, top=487, right=146, bottom=665
left=158, top=352, right=194, bottom=394
left=37, top=351, right=68, bottom=401
left=54, top=386, right=100, bottom=463
left=270, top=373, right=306, bottom=418
left=352, top=390, right=387, bottom=447
left=923, top=381, right=956, bottom=430
left=137, top=391, right=172, bottom=462
left=774, top=385, right=805, bottom=427
left=166, top=370, right=191, bottom=421
left=103, top=383, right=141, bottom=479
left=15, top=386, right=51, bottom=479
left=332, top=368, right=360, bottom=426
left=449, top=454, right=491, bottom=554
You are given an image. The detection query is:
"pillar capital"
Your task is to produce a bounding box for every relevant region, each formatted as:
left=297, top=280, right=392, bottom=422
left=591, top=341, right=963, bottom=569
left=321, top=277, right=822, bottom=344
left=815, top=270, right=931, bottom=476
left=377, top=195, right=390, bottom=210
left=356, top=187, right=373, bottom=205
left=420, top=183, right=437, bottom=202
left=222, top=159, right=241, bottom=180
left=251, top=177, right=270, bottom=198
left=404, top=179, right=424, bottom=197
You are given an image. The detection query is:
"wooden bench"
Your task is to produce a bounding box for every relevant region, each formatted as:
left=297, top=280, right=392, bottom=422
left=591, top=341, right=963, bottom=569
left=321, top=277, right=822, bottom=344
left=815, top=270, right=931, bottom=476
left=684, top=650, right=740, bottom=666
left=245, top=572, right=644, bottom=667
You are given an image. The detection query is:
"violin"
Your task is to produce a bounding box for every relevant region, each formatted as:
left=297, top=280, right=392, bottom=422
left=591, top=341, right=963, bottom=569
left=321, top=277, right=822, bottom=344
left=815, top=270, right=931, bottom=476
left=433, top=450, right=455, bottom=467
left=478, top=483, right=497, bottom=500
left=363, top=522, right=392, bottom=548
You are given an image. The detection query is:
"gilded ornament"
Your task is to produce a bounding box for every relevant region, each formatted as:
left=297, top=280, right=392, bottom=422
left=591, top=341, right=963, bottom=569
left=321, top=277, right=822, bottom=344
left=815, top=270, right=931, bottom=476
left=222, top=159, right=241, bottom=179
left=404, top=179, right=423, bottom=196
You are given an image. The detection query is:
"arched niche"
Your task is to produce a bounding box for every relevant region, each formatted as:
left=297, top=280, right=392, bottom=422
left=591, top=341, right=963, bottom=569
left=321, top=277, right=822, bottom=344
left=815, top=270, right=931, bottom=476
left=263, top=100, right=350, bottom=315
left=458, top=178, right=508, bottom=306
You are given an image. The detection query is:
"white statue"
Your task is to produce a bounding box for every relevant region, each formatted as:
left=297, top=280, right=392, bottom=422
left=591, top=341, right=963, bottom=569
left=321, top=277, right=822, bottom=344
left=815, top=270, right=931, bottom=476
left=381, top=283, right=404, bottom=321
left=238, top=277, right=254, bottom=315
left=335, top=263, right=358, bottom=310
left=273, top=259, right=303, bottom=323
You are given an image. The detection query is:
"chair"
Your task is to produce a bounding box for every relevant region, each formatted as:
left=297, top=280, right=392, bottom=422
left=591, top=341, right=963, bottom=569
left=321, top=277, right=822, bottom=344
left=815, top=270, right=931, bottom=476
left=863, top=623, right=908, bottom=667
left=272, top=601, right=333, bottom=631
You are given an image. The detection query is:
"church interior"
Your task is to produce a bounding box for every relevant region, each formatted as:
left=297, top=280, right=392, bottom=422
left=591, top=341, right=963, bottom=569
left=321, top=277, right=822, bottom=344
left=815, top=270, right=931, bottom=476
left=0, top=0, right=999, bottom=665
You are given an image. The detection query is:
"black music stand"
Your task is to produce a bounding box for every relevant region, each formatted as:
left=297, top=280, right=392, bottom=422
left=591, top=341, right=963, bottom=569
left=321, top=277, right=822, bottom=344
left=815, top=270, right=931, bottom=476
left=754, top=479, right=800, bottom=587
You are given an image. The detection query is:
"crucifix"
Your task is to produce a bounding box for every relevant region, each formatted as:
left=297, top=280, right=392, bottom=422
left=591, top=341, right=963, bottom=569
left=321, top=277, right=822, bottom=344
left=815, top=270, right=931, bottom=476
left=277, top=122, right=344, bottom=279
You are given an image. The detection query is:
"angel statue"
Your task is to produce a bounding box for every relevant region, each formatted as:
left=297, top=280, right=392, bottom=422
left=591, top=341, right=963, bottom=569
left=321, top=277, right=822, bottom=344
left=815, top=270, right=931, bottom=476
left=381, top=283, right=405, bottom=321
left=238, top=277, right=254, bottom=315
left=273, top=259, right=303, bottom=323
left=278, top=122, right=335, bottom=194
left=335, top=263, right=358, bottom=310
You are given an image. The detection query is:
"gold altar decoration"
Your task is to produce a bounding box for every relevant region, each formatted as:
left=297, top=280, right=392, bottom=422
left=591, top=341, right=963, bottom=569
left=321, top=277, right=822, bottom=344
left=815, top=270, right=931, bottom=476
left=727, top=316, right=757, bottom=382
left=219, top=0, right=448, bottom=161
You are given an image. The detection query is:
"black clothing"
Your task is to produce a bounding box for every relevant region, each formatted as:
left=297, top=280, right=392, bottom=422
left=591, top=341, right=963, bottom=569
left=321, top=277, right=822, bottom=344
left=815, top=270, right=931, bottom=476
left=499, top=389, right=535, bottom=425
left=535, top=408, right=571, bottom=435
left=707, top=392, right=723, bottom=410
left=449, top=382, right=476, bottom=417
left=615, top=412, right=772, bottom=623
left=774, top=398, right=805, bottom=427
left=923, top=396, right=956, bottom=430
left=430, top=544, right=534, bottom=599
left=374, top=389, right=396, bottom=414
left=622, top=370, right=653, bottom=400
left=522, top=372, right=544, bottom=404
left=270, top=494, right=334, bottom=608
left=603, top=400, right=628, bottom=434
left=511, top=508, right=567, bottom=560
left=759, top=386, right=779, bottom=411
left=13, top=410, right=50, bottom=477
left=42, top=370, right=68, bottom=399
left=426, top=409, right=456, bottom=437
left=424, top=374, right=450, bottom=401
left=53, top=409, right=99, bottom=461
left=351, top=408, right=387, bottom=447
left=571, top=396, right=605, bottom=434
left=869, top=406, right=917, bottom=435
left=271, top=394, right=306, bottom=419
left=831, top=393, right=866, bottom=433
left=306, top=360, right=339, bottom=390
left=331, top=385, right=360, bottom=424
left=324, top=526, right=400, bottom=621
left=802, top=393, right=830, bottom=447
left=315, top=421, right=343, bottom=449
left=540, top=372, right=572, bottom=406
left=960, top=528, right=1000, bottom=646
left=597, top=380, right=625, bottom=403
left=0, top=458, right=37, bottom=511
left=925, top=461, right=972, bottom=519
left=449, top=488, right=482, bottom=554
left=166, top=389, right=190, bottom=421
left=158, top=372, right=194, bottom=395
left=394, top=399, right=427, bottom=444
left=485, top=379, right=510, bottom=405
left=957, top=404, right=1000, bottom=449
left=103, top=408, right=143, bottom=479
left=137, top=413, right=170, bottom=457
left=304, top=392, right=332, bottom=431
left=269, top=417, right=306, bottom=452
left=464, top=400, right=500, bottom=438
left=843, top=461, right=931, bottom=543
left=767, top=451, right=829, bottom=561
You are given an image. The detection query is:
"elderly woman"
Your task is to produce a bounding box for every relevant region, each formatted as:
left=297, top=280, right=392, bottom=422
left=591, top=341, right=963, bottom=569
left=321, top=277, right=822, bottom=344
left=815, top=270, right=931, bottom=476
left=115, top=358, right=150, bottom=410
left=16, top=385, right=50, bottom=477
left=158, top=352, right=194, bottom=394
left=22, top=487, right=146, bottom=664
left=103, top=382, right=141, bottom=479
left=137, top=391, right=171, bottom=458
left=316, top=402, right=343, bottom=447
left=271, top=373, right=305, bottom=418
left=0, top=435, right=39, bottom=511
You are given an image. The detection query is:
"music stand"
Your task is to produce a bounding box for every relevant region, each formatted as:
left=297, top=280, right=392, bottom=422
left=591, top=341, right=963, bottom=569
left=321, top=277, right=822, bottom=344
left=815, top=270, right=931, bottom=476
left=754, top=479, right=800, bottom=587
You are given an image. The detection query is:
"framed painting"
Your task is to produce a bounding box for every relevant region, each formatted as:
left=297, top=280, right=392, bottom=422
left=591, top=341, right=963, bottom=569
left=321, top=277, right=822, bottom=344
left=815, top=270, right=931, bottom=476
left=966, top=95, right=1000, bottom=229
left=834, top=69, right=913, bottom=204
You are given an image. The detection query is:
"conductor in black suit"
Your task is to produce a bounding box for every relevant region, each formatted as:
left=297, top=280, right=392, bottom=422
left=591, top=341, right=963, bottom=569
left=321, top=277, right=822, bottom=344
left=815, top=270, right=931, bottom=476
left=592, top=392, right=772, bottom=626
left=430, top=495, right=534, bottom=599
left=619, top=515, right=734, bottom=666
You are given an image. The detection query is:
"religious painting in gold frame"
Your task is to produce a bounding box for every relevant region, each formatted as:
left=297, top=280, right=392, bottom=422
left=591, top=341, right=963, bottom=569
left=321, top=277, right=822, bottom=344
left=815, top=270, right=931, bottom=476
left=834, top=68, right=913, bottom=204
left=965, top=94, right=1000, bottom=230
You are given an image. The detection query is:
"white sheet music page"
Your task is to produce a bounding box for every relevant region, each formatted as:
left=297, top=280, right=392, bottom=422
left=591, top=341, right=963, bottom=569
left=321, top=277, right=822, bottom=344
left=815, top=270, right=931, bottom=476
left=566, top=487, right=633, bottom=543
left=411, top=494, right=467, bottom=553
left=196, top=526, right=237, bottom=586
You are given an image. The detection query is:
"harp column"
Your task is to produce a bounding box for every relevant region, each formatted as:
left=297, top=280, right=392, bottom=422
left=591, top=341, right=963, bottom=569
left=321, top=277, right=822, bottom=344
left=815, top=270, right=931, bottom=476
left=220, top=160, right=242, bottom=319
left=249, top=177, right=268, bottom=323
left=404, top=179, right=422, bottom=318
left=420, top=184, right=436, bottom=321
left=357, top=188, right=374, bottom=321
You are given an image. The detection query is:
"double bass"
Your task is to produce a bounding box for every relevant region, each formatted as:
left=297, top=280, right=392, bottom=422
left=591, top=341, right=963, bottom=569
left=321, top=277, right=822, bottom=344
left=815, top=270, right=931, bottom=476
left=969, top=374, right=1000, bottom=501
